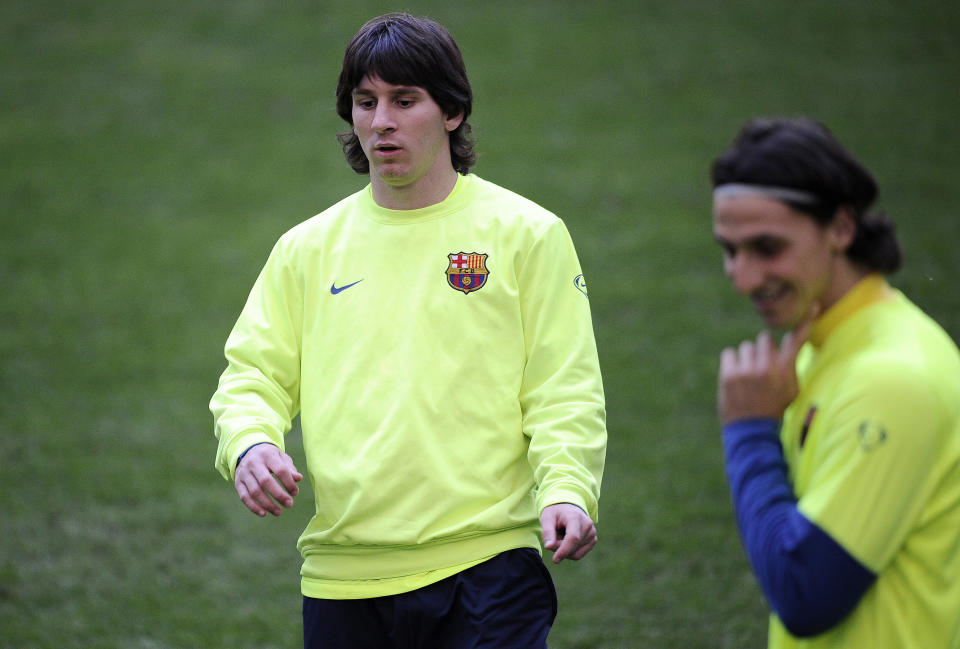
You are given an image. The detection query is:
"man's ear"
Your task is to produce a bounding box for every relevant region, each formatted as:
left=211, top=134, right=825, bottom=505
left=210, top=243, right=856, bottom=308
left=444, top=111, right=464, bottom=132
left=829, top=206, right=857, bottom=253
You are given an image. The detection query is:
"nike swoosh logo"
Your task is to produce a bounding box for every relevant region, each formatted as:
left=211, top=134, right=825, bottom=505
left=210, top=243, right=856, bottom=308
left=330, top=279, right=363, bottom=294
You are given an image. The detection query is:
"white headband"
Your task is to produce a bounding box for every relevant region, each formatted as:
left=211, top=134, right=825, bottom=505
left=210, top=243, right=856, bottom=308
left=713, top=183, right=819, bottom=206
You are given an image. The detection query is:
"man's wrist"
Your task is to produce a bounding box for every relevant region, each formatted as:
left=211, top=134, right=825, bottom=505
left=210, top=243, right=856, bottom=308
left=722, top=417, right=780, bottom=439
left=236, top=441, right=273, bottom=468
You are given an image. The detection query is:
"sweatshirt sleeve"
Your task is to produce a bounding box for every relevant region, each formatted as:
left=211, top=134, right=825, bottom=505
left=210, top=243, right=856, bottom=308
left=722, top=418, right=876, bottom=637
left=518, top=219, right=607, bottom=521
left=210, top=237, right=303, bottom=481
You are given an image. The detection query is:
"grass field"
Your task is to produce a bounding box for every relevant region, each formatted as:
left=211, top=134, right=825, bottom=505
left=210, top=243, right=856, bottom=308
left=2, top=1, right=958, bottom=647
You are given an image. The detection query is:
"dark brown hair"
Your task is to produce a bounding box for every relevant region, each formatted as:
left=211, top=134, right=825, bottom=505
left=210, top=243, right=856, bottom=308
left=711, top=117, right=902, bottom=274
left=335, top=13, right=476, bottom=175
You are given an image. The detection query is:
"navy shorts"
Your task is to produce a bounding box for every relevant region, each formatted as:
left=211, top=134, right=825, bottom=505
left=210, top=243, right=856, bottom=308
left=303, top=548, right=558, bottom=649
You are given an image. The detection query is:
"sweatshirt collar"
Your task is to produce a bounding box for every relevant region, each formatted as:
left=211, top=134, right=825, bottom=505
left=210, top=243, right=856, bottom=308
left=809, top=273, right=896, bottom=347
left=363, top=174, right=472, bottom=225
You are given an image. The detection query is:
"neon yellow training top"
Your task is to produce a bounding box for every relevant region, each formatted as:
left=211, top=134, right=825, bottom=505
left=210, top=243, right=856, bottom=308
left=771, top=274, right=960, bottom=648
left=210, top=174, right=607, bottom=599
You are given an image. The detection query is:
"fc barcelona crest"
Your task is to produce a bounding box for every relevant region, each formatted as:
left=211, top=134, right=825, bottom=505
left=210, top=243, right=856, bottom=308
left=446, top=252, right=489, bottom=294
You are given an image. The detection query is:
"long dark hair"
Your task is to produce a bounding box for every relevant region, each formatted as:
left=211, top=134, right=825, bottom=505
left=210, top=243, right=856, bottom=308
left=711, top=117, right=902, bottom=274
left=335, top=13, right=477, bottom=175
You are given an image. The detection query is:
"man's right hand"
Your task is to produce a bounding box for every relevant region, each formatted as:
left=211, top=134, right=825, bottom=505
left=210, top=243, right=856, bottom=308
left=717, top=307, right=816, bottom=425
left=234, top=443, right=303, bottom=517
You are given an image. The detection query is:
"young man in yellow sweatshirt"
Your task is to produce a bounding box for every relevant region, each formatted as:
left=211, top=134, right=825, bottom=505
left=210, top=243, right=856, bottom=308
left=210, top=13, right=607, bottom=648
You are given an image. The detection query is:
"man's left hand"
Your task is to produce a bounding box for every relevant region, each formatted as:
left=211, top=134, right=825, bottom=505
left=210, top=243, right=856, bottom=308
left=540, top=503, right=597, bottom=563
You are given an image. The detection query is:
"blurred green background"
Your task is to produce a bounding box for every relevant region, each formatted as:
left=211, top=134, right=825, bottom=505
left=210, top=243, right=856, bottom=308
left=2, top=1, right=958, bottom=647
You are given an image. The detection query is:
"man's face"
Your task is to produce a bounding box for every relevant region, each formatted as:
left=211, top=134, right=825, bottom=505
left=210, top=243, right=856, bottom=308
left=712, top=194, right=850, bottom=330
left=351, top=74, right=463, bottom=194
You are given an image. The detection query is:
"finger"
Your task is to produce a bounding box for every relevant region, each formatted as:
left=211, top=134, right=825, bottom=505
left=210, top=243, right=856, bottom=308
left=540, top=510, right=559, bottom=550
left=234, top=464, right=269, bottom=516
left=552, top=518, right=584, bottom=564
left=554, top=531, right=586, bottom=563
left=235, top=479, right=268, bottom=517
left=257, top=455, right=301, bottom=509
left=261, top=474, right=295, bottom=510
left=755, top=331, right=772, bottom=370
left=718, top=347, right=737, bottom=413
left=719, top=347, right=737, bottom=378
left=244, top=465, right=288, bottom=515
left=247, top=479, right=284, bottom=516
left=569, top=533, right=598, bottom=560
left=737, top=339, right=754, bottom=368
left=568, top=520, right=597, bottom=559
left=268, top=454, right=303, bottom=499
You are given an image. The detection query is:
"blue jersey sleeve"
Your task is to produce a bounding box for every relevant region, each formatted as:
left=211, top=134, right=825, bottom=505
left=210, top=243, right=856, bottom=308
left=722, top=418, right=877, bottom=637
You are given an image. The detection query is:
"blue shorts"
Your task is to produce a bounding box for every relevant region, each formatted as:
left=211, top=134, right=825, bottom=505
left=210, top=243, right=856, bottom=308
left=302, top=548, right=558, bottom=649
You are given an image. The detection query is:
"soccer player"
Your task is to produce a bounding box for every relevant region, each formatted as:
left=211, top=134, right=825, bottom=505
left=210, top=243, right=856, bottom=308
left=711, top=116, right=960, bottom=648
left=209, top=13, right=607, bottom=649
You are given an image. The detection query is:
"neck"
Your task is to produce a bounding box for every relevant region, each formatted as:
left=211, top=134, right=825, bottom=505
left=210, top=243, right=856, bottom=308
left=370, top=167, right=459, bottom=210
left=820, top=256, right=870, bottom=314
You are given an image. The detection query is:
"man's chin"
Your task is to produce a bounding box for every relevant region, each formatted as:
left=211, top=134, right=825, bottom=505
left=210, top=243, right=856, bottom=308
left=759, top=310, right=796, bottom=332
left=755, top=295, right=805, bottom=331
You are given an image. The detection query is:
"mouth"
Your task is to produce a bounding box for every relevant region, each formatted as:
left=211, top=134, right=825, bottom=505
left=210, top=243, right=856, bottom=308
left=752, top=282, right=787, bottom=300
left=750, top=283, right=796, bottom=325
left=750, top=283, right=791, bottom=311
left=373, top=143, right=402, bottom=157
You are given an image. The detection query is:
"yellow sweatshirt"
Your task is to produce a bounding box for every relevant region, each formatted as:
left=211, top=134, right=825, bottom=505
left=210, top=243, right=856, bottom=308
left=211, top=174, right=606, bottom=598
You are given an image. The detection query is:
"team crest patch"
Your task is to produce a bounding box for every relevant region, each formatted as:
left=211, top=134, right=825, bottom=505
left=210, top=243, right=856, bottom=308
left=446, top=252, right=489, bottom=294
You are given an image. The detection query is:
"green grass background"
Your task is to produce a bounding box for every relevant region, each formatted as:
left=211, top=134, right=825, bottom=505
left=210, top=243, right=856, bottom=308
left=2, top=1, right=958, bottom=647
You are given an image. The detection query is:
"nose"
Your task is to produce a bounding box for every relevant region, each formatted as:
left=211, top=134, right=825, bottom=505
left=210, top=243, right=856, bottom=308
left=371, top=103, right=395, bottom=133
left=725, top=253, right=763, bottom=295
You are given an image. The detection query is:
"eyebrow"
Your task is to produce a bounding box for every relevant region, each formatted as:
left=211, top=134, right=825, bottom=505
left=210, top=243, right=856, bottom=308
left=352, top=85, right=425, bottom=97
left=713, top=235, right=734, bottom=253
left=712, top=231, right=735, bottom=246
left=714, top=233, right=786, bottom=251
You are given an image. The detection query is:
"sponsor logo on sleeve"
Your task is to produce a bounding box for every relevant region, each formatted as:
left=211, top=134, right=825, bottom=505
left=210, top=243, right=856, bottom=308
left=573, top=274, right=588, bottom=297
left=857, top=419, right=888, bottom=451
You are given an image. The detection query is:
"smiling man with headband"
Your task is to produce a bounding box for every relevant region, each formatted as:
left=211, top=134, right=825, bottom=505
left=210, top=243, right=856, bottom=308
left=710, top=116, right=960, bottom=648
